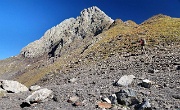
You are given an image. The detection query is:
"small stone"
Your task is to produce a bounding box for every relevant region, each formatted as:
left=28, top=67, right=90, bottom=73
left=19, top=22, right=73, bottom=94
left=142, top=79, right=152, bottom=88
left=29, top=85, right=41, bottom=91
left=102, top=97, right=111, bottom=104
left=172, top=94, right=180, bottom=99
left=138, top=99, right=152, bottom=110
left=73, top=102, right=82, bottom=106
left=116, top=75, right=135, bottom=86
left=108, top=94, right=117, bottom=104
left=148, top=68, right=154, bottom=73
left=97, top=101, right=112, bottom=109
left=69, top=78, right=77, bottom=83
left=176, top=65, right=180, bottom=70
left=67, top=96, right=79, bottom=103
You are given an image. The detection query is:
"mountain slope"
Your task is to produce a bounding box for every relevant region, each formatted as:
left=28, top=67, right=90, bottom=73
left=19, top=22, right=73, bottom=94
left=0, top=7, right=179, bottom=87
left=0, top=6, right=180, bottom=110
left=13, top=13, right=180, bottom=87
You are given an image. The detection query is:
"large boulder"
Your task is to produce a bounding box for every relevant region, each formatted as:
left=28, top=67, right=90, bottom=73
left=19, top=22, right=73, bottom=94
left=21, top=6, right=114, bottom=58
left=23, top=88, right=53, bottom=105
left=0, top=80, right=28, bottom=93
left=116, top=75, right=136, bottom=86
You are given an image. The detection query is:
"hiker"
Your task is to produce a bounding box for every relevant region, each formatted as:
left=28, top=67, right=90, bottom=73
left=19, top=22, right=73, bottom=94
left=139, top=38, right=146, bottom=54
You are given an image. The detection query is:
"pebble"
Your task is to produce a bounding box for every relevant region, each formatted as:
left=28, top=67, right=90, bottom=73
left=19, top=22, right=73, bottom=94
left=67, top=96, right=79, bottom=103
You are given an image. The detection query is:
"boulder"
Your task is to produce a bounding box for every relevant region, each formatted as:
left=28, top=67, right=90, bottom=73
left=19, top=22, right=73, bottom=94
left=23, top=88, right=53, bottom=105
left=116, top=75, right=135, bottom=86
left=0, top=80, right=28, bottom=93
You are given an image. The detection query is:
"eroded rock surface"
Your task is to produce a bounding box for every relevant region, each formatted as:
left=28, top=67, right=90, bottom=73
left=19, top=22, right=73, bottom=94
left=21, top=6, right=113, bottom=58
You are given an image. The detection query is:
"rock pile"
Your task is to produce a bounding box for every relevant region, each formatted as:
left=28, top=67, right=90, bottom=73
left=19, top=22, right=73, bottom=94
left=0, top=80, right=53, bottom=109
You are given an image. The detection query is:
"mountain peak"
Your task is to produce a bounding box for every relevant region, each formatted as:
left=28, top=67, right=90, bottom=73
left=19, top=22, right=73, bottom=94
left=21, top=6, right=113, bottom=58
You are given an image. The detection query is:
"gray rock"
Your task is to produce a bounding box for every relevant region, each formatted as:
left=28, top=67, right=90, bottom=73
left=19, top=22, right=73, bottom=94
left=69, top=78, right=77, bottom=83
left=115, top=89, right=139, bottom=106
left=142, top=79, right=152, bottom=88
left=108, top=94, right=117, bottom=104
left=172, top=94, right=180, bottom=99
left=176, top=65, right=180, bottom=70
left=0, top=80, right=28, bottom=93
left=116, top=75, right=135, bottom=86
left=21, top=6, right=114, bottom=58
left=138, top=99, right=152, bottom=110
left=29, top=85, right=41, bottom=91
left=102, top=97, right=112, bottom=104
left=67, top=96, right=79, bottom=103
left=24, top=88, right=53, bottom=105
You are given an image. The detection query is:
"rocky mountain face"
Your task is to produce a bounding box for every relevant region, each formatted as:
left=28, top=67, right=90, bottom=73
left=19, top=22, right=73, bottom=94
left=21, top=6, right=113, bottom=58
left=0, top=6, right=180, bottom=110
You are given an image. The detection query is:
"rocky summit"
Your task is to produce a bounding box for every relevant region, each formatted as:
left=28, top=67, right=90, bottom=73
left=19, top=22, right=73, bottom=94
left=0, top=6, right=180, bottom=110
left=21, top=6, right=113, bottom=58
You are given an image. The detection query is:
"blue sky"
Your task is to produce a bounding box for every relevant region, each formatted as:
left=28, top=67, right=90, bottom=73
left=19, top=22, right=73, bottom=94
left=0, top=0, right=180, bottom=60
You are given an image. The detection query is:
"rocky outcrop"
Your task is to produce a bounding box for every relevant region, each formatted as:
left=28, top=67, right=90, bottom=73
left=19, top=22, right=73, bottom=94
left=21, top=6, right=114, bottom=58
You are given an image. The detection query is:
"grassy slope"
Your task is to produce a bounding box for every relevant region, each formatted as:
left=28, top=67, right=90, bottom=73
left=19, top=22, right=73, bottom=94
left=4, top=14, right=180, bottom=87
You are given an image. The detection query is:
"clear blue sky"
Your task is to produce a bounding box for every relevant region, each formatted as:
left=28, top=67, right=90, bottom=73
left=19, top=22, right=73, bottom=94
left=0, top=0, right=180, bottom=60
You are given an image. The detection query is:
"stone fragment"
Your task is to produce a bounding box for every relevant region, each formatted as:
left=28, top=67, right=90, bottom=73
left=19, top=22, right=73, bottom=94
left=176, top=65, right=180, bottom=70
left=0, top=80, right=28, bottom=93
left=69, top=78, right=77, bottom=83
left=138, top=99, right=152, bottom=110
left=72, top=102, right=82, bottom=106
left=23, top=88, right=53, bottom=105
left=102, top=97, right=111, bottom=104
left=29, top=85, right=41, bottom=91
left=67, top=96, right=79, bottom=103
left=115, top=89, right=139, bottom=106
left=108, top=94, right=117, bottom=104
left=116, top=75, right=135, bottom=86
left=172, top=94, right=180, bottom=99
left=142, top=79, right=152, bottom=88
left=97, top=101, right=112, bottom=109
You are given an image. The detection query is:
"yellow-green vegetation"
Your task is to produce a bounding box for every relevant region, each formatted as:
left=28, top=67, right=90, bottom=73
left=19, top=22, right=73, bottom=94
left=3, top=14, right=180, bottom=87
left=138, top=14, right=180, bottom=45
left=0, top=56, right=26, bottom=76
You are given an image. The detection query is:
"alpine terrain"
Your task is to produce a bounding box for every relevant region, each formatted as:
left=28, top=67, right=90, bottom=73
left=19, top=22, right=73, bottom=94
left=0, top=6, right=180, bottom=110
